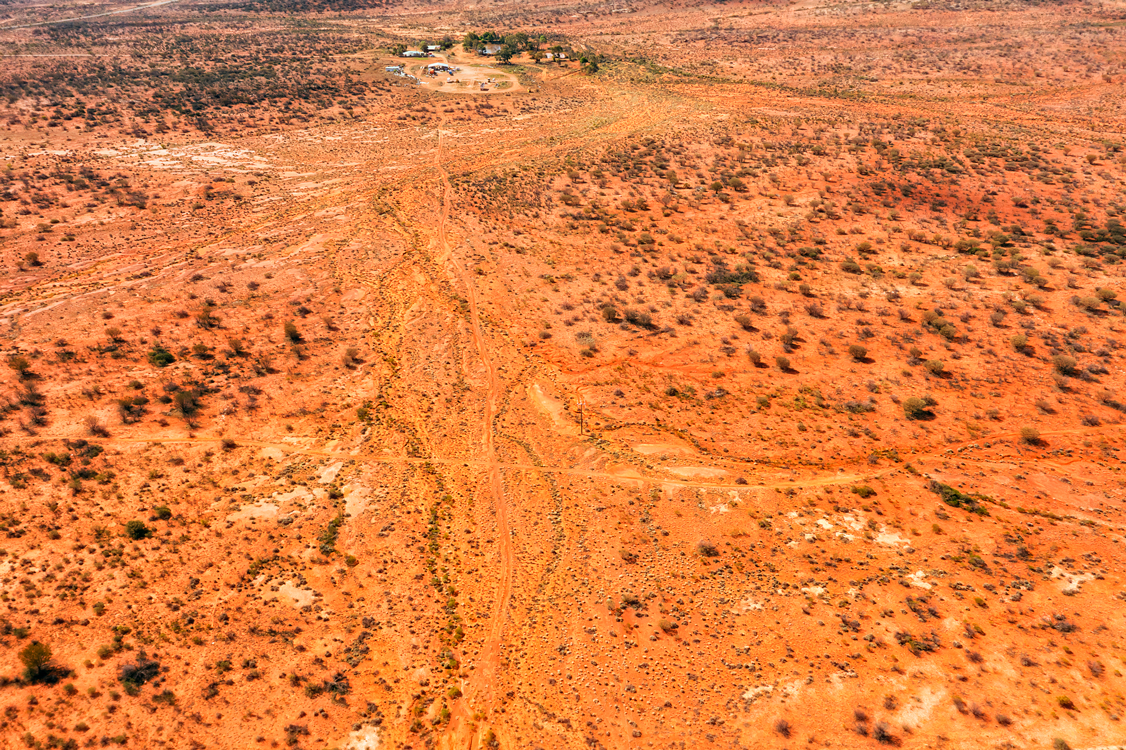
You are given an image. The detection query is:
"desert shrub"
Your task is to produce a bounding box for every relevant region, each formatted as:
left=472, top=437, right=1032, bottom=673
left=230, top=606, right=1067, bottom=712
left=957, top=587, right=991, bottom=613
left=84, top=415, right=110, bottom=437
left=283, top=321, right=302, bottom=342
left=1010, top=334, right=1028, bottom=351
left=746, top=348, right=763, bottom=366
left=116, top=395, right=148, bottom=423
left=1056, top=696, right=1075, bottom=710
left=774, top=719, right=791, bottom=738
left=195, top=308, right=221, bottom=330
left=848, top=344, right=867, bottom=362
left=696, top=540, right=719, bottom=557
left=872, top=722, right=895, bottom=744
left=927, top=481, right=988, bottom=515
left=1052, top=355, right=1077, bottom=375
left=902, top=395, right=936, bottom=420
left=601, top=305, right=619, bottom=322
left=153, top=506, right=172, bottom=521
left=851, top=485, right=876, bottom=498
left=124, top=520, right=151, bottom=540
left=924, top=359, right=944, bottom=376
left=1019, top=427, right=1040, bottom=445
left=623, top=309, right=653, bottom=328
left=119, top=654, right=161, bottom=694
left=775, top=356, right=791, bottom=372
left=658, top=618, right=678, bottom=634
left=147, top=345, right=175, bottom=368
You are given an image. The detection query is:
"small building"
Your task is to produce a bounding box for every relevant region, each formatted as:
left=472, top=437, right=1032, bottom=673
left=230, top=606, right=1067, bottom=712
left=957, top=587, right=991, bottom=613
left=385, top=65, right=403, bottom=73
left=426, top=45, right=441, bottom=52
left=402, top=50, right=426, bottom=57
left=481, top=43, right=504, bottom=56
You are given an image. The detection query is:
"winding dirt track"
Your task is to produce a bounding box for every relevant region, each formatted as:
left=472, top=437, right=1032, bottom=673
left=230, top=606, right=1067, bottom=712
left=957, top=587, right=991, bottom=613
left=435, top=125, right=515, bottom=748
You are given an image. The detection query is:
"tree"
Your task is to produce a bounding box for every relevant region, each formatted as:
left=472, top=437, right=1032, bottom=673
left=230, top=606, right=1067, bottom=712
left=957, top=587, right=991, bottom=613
left=496, top=45, right=515, bottom=64
left=20, top=641, right=55, bottom=683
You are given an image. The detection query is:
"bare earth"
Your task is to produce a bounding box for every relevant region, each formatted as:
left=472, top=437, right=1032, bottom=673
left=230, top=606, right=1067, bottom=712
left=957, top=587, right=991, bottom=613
left=0, top=0, right=1125, bottom=749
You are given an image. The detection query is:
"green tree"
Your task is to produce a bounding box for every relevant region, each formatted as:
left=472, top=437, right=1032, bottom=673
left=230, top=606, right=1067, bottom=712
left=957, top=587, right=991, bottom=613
left=20, top=641, right=55, bottom=683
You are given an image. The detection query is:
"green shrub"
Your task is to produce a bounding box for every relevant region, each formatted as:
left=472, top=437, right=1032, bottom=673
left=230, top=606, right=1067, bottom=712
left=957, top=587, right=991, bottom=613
left=124, top=520, right=151, bottom=540
left=147, top=345, right=175, bottom=368
left=927, top=481, right=989, bottom=516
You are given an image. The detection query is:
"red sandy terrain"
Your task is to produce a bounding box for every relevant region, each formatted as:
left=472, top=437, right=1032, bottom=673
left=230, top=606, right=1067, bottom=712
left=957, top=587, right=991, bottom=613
left=0, top=0, right=1124, bottom=749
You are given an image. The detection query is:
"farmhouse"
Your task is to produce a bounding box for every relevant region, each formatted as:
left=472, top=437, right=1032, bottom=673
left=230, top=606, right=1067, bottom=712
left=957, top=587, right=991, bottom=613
left=402, top=50, right=426, bottom=58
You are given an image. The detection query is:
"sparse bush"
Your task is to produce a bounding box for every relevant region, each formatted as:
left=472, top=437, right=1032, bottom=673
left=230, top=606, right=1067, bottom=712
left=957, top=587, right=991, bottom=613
left=85, top=415, right=109, bottom=437
left=696, top=540, right=719, bottom=557
left=1019, top=427, right=1040, bottom=445
left=1052, top=355, right=1077, bottom=376
left=119, top=654, right=161, bottom=694
left=7, top=355, right=33, bottom=380
left=924, top=360, right=944, bottom=376
left=775, top=356, right=791, bottom=372
left=283, top=321, right=302, bottom=343
left=872, top=722, right=895, bottom=744
left=848, top=344, right=867, bottom=362
left=774, top=719, right=791, bottom=738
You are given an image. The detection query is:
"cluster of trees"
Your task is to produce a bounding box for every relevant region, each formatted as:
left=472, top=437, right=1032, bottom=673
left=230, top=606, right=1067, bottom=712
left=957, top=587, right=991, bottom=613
left=462, top=31, right=571, bottom=65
